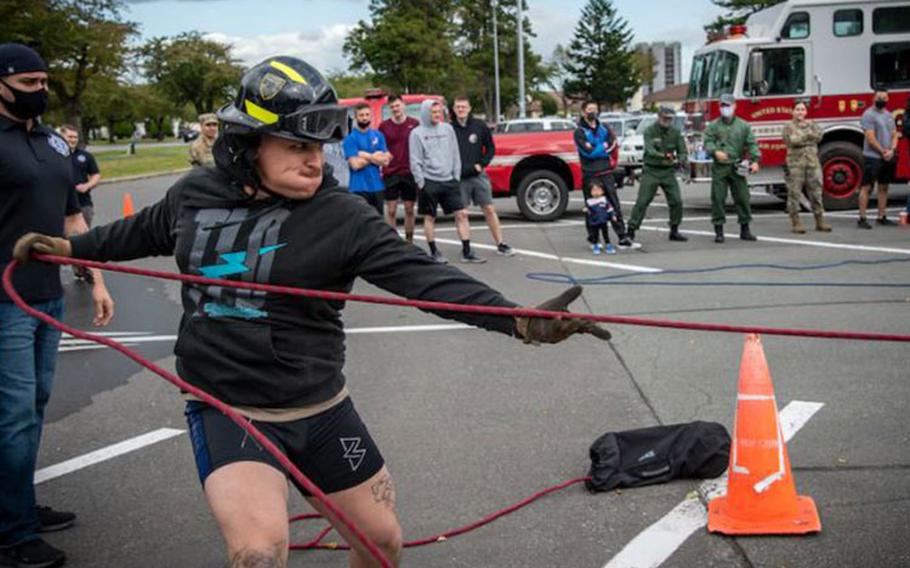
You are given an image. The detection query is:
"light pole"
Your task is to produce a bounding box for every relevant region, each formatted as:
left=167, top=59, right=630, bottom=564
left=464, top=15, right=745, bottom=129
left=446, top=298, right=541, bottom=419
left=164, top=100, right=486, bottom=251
left=492, top=0, right=501, bottom=123
left=517, top=0, right=526, bottom=118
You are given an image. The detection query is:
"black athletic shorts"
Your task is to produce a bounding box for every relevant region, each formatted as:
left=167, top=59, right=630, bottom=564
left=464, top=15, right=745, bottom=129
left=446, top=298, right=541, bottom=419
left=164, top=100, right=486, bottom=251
left=384, top=174, right=418, bottom=202
left=862, top=156, right=896, bottom=186
left=353, top=190, right=385, bottom=216
left=418, top=179, right=464, bottom=217
left=185, top=397, right=384, bottom=495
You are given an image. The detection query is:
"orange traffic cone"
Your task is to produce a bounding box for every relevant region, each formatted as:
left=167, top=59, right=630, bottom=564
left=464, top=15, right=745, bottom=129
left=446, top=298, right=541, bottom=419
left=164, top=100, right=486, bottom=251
left=122, top=193, right=135, bottom=218
left=707, top=334, right=821, bottom=535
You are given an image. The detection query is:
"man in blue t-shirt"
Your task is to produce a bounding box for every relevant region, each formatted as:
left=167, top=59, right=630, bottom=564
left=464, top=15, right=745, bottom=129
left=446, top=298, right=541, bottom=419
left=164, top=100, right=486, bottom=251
left=343, top=103, right=391, bottom=215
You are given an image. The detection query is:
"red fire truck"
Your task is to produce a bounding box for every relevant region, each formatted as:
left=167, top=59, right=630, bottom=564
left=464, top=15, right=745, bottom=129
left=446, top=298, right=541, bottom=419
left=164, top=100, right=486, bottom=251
left=684, top=0, right=909, bottom=209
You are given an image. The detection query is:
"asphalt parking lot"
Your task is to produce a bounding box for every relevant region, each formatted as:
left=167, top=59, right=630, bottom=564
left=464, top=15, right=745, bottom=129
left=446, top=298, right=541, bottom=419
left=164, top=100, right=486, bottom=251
left=34, top=173, right=910, bottom=567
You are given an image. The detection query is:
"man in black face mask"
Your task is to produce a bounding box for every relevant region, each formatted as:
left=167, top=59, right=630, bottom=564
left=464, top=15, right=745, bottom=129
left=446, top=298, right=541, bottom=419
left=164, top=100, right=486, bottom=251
left=857, top=89, right=899, bottom=228
left=0, top=43, right=114, bottom=568
left=343, top=102, right=391, bottom=215
left=573, top=100, right=637, bottom=249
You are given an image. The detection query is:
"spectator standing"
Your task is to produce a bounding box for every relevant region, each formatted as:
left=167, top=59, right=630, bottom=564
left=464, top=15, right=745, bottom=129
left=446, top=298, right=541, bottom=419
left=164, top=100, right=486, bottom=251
left=781, top=100, right=831, bottom=234
left=703, top=94, right=761, bottom=243
left=0, top=43, right=114, bottom=568
left=189, top=113, right=218, bottom=167
left=379, top=94, right=420, bottom=243
left=584, top=180, right=617, bottom=255
left=409, top=99, right=484, bottom=264
left=857, top=89, right=899, bottom=228
left=573, top=100, right=637, bottom=249
left=451, top=96, right=514, bottom=256
left=343, top=103, right=390, bottom=216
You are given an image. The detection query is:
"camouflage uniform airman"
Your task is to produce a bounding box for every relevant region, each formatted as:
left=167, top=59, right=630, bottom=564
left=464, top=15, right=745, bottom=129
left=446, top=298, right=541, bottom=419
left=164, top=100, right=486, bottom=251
left=188, top=113, right=217, bottom=167
left=782, top=118, right=830, bottom=233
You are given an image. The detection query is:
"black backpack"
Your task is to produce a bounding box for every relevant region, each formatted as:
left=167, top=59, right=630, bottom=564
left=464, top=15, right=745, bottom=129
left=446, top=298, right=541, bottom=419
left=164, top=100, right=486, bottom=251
left=586, top=421, right=730, bottom=492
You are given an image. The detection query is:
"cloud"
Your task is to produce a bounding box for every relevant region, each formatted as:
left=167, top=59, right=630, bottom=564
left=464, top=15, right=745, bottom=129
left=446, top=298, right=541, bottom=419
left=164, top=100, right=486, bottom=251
left=204, top=24, right=354, bottom=72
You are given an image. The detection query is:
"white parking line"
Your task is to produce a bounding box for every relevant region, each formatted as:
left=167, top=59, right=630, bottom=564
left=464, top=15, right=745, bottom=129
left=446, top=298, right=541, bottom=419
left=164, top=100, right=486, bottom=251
left=637, top=225, right=910, bottom=255
left=414, top=235, right=663, bottom=273
left=35, top=428, right=185, bottom=485
left=416, top=220, right=584, bottom=234
left=604, top=400, right=824, bottom=568
left=58, top=324, right=483, bottom=353
left=347, top=323, right=470, bottom=334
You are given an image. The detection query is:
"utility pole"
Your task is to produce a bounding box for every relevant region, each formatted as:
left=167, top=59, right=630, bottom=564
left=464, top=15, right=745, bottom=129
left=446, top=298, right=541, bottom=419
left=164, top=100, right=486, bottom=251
left=492, top=0, right=501, bottom=123
left=517, top=0, right=526, bottom=118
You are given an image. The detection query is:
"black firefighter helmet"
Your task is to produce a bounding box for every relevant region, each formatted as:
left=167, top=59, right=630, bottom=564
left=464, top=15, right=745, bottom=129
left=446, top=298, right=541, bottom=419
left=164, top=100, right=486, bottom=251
left=218, top=56, right=348, bottom=142
left=214, top=56, right=348, bottom=189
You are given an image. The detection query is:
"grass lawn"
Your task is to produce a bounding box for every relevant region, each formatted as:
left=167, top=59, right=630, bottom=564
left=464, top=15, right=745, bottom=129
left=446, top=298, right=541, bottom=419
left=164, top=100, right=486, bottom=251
left=95, top=144, right=191, bottom=179
left=89, top=137, right=181, bottom=146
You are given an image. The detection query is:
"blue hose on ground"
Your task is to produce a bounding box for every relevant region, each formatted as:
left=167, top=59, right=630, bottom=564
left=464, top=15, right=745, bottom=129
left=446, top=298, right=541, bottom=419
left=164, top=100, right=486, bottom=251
left=526, top=257, right=910, bottom=288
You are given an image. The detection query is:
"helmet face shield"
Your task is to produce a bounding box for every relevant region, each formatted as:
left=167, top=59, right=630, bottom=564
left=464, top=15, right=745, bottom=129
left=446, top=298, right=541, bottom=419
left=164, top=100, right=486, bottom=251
left=279, top=104, right=349, bottom=142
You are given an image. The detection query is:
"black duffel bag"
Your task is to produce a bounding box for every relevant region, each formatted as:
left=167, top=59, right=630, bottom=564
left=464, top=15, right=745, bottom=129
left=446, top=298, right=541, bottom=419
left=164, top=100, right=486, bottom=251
left=586, top=421, right=730, bottom=492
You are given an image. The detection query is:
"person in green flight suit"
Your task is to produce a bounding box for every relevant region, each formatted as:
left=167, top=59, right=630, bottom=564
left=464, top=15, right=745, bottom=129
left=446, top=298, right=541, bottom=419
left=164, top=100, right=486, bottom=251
left=704, top=93, right=761, bottom=243
left=627, top=106, right=688, bottom=243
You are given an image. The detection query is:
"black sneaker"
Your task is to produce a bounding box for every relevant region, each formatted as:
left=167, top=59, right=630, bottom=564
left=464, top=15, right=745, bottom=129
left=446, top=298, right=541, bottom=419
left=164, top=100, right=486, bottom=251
left=617, top=238, right=642, bottom=250
left=430, top=250, right=448, bottom=265
left=0, top=538, right=66, bottom=567
left=857, top=218, right=873, bottom=229
left=496, top=243, right=515, bottom=257
left=37, top=506, right=75, bottom=533
left=877, top=216, right=897, bottom=226
left=460, top=251, right=487, bottom=264
left=626, top=227, right=636, bottom=241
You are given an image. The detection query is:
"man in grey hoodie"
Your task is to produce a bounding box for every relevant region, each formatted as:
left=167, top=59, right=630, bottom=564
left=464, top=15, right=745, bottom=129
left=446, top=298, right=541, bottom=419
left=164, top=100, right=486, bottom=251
left=409, top=99, right=485, bottom=264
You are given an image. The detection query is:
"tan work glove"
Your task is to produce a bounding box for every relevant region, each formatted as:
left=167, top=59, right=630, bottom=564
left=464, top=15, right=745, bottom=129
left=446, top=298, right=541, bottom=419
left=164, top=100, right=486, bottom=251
left=12, top=233, right=71, bottom=264
left=515, top=285, right=612, bottom=344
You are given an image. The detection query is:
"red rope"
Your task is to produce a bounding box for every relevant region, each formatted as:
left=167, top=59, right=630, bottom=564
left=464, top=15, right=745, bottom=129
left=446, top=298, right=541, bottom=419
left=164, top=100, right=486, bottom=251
left=5, top=253, right=910, bottom=561
left=2, top=261, right=392, bottom=568
left=289, top=477, right=591, bottom=551
left=29, top=254, right=910, bottom=342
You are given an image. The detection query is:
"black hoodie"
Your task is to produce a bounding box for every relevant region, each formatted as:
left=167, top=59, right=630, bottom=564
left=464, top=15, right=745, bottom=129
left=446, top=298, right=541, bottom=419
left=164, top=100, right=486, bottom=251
left=70, top=167, right=518, bottom=409
left=452, top=116, right=496, bottom=179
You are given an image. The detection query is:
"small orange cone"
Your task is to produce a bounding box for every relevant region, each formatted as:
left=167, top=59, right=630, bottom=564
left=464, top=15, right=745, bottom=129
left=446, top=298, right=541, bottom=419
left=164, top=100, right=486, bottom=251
left=707, top=334, right=821, bottom=535
left=122, top=193, right=135, bottom=218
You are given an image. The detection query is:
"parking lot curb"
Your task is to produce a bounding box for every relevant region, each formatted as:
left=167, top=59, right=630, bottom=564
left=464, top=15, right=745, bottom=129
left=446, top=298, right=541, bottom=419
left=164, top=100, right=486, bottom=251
left=100, top=168, right=192, bottom=185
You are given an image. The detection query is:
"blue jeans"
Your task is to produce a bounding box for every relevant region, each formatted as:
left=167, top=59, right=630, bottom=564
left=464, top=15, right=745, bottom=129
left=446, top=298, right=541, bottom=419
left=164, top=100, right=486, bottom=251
left=0, top=298, right=64, bottom=547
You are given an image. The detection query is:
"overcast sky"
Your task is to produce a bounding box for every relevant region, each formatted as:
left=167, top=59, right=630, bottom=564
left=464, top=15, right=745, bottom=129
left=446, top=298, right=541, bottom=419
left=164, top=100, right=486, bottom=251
left=124, top=0, right=725, bottom=81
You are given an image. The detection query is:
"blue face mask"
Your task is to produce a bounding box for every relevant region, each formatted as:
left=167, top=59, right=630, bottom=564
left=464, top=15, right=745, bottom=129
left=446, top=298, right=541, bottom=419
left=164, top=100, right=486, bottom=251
left=720, top=106, right=734, bottom=119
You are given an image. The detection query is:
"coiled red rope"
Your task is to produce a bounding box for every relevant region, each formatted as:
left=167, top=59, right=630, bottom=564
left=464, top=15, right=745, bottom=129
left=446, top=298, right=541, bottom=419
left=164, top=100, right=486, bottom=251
left=4, top=254, right=910, bottom=564
left=2, top=260, right=393, bottom=567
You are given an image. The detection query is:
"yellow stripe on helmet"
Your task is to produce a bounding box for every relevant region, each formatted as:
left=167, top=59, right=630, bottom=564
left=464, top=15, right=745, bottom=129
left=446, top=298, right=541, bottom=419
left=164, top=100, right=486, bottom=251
left=268, top=60, right=308, bottom=84
left=244, top=99, right=279, bottom=125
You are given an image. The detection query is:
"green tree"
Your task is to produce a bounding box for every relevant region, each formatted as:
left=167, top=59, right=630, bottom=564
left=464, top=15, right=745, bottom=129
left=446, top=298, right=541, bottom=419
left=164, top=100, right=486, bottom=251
left=0, top=0, right=138, bottom=133
left=132, top=83, right=176, bottom=140
left=563, top=0, right=640, bottom=108
left=547, top=44, right=573, bottom=116
left=344, top=0, right=466, bottom=94
left=704, top=0, right=784, bottom=37
left=452, top=0, right=552, bottom=118
left=632, top=48, right=656, bottom=93
left=81, top=75, right=135, bottom=142
left=139, top=32, right=244, bottom=116
left=326, top=71, right=376, bottom=99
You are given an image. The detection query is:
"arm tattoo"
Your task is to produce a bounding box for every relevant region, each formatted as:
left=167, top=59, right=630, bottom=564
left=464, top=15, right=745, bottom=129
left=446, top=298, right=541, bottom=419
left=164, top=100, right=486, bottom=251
left=371, top=474, right=396, bottom=509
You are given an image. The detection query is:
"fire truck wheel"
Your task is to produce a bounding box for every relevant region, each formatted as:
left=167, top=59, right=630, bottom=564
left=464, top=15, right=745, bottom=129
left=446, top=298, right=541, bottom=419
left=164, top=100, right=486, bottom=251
left=819, top=141, right=863, bottom=210
left=516, top=169, right=569, bottom=222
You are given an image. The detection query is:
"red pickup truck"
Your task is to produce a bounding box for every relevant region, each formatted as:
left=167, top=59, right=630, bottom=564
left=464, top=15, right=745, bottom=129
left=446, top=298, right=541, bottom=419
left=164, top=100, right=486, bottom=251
left=340, top=91, right=615, bottom=222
